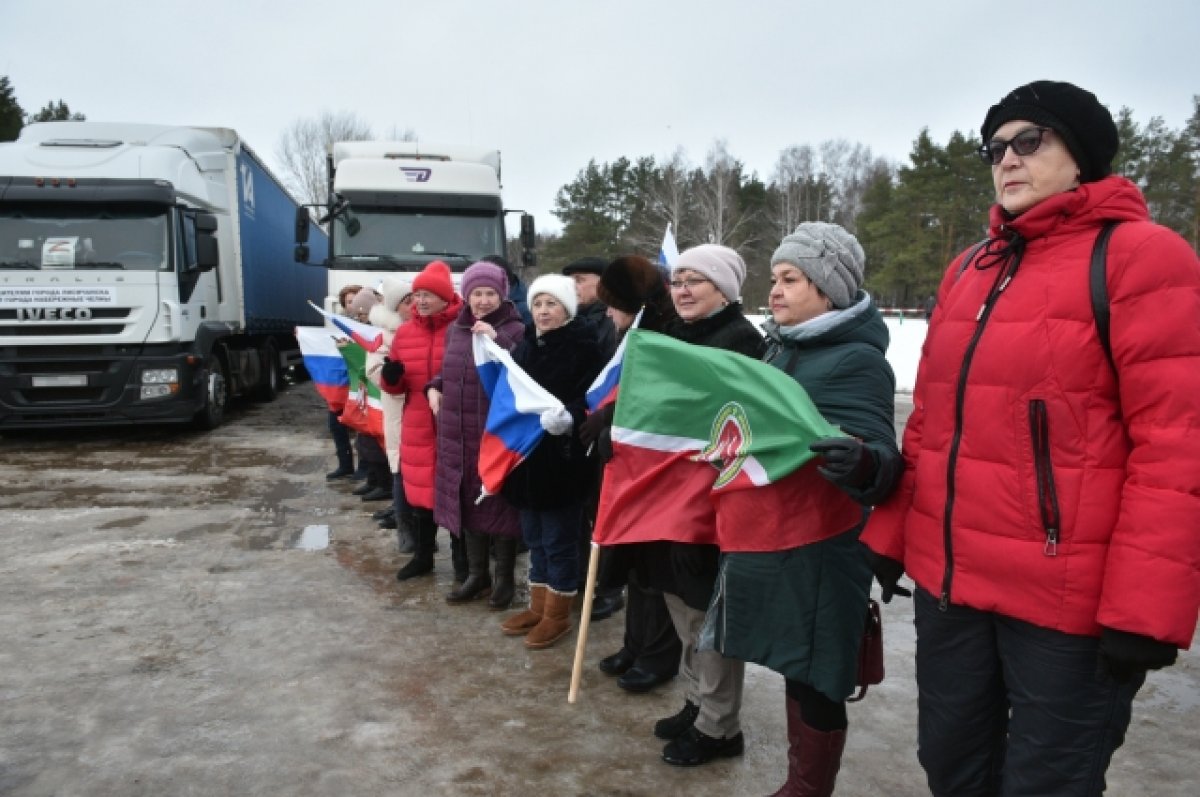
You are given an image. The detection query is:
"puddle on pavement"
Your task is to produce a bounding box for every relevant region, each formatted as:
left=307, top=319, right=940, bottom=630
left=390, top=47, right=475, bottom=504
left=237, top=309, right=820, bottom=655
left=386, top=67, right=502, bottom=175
left=295, top=524, right=330, bottom=551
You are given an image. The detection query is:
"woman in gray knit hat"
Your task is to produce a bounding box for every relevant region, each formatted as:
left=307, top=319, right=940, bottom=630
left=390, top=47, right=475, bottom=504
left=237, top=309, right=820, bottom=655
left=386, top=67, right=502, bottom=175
left=701, top=222, right=902, bottom=795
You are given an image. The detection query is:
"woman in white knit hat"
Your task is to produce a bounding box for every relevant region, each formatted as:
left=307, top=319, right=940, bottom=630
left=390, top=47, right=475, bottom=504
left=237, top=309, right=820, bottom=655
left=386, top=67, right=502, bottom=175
left=498, top=274, right=605, bottom=649
left=650, top=244, right=766, bottom=768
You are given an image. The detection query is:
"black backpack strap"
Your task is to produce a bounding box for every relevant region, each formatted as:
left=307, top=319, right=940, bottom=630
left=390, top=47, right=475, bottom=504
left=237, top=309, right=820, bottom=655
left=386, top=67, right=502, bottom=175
left=955, top=239, right=989, bottom=281
left=1090, top=222, right=1119, bottom=371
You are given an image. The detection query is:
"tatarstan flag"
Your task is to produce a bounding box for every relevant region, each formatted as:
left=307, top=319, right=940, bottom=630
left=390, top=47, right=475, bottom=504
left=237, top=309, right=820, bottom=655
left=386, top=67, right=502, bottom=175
left=592, top=329, right=851, bottom=552
left=337, top=342, right=384, bottom=439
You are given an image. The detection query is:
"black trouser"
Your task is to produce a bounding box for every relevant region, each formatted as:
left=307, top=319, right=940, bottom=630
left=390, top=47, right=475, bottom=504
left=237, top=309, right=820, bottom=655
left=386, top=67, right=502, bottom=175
left=328, top=410, right=353, bottom=470
left=623, top=571, right=682, bottom=677
left=784, top=679, right=846, bottom=732
left=914, top=588, right=1144, bottom=797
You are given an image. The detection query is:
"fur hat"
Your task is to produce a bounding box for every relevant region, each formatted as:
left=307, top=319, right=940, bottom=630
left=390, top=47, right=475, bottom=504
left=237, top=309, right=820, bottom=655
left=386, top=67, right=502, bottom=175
left=412, top=260, right=456, bottom=302
left=370, top=276, right=413, bottom=332
left=527, top=274, right=578, bottom=320
left=461, top=260, right=509, bottom=300
left=770, top=222, right=865, bottom=310
left=597, top=255, right=667, bottom=314
left=561, top=256, right=607, bottom=277
left=674, top=244, right=746, bottom=303
left=347, top=288, right=380, bottom=316
left=981, top=80, right=1119, bottom=183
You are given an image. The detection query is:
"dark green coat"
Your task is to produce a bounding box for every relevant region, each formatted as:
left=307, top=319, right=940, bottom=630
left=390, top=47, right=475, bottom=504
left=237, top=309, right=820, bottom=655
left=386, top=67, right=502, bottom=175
left=702, top=292, right=901, bottom=700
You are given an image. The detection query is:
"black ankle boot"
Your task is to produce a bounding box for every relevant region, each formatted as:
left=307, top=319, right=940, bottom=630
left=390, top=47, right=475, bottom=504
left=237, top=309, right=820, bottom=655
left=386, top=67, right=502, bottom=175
left=446, top=531, right=492, bottom=603
left=396, top=514, right=436, bottom=581
left=487, top=536, right=518, bottom=610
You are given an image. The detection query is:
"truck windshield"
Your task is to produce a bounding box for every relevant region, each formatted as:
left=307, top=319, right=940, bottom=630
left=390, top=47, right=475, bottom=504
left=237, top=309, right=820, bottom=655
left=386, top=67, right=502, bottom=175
left=334, top=208, right=503, bottom=268
left=0, top=207, right=170, bottom=271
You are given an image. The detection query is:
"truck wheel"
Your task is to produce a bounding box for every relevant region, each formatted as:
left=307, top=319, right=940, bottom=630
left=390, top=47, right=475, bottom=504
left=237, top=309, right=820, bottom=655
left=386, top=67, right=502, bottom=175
left=193, top=353, right=228, bottom=430
left=255, top=341, right=281, bottom=402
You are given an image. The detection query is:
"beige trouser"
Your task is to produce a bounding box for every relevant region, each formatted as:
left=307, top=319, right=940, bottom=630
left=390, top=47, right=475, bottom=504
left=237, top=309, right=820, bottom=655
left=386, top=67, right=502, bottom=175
left=663, top=592, right=745, bottom=738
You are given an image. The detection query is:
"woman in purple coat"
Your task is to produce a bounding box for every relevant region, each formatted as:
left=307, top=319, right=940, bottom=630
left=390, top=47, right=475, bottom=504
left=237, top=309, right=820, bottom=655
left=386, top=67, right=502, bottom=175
left=428, top=261, right=526, bottom=609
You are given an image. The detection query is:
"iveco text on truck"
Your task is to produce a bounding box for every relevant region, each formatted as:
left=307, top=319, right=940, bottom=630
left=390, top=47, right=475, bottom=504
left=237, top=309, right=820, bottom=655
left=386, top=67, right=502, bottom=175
left=293, top=141, right=534, bottom=310
left=0, top=122, right=328, bottom=430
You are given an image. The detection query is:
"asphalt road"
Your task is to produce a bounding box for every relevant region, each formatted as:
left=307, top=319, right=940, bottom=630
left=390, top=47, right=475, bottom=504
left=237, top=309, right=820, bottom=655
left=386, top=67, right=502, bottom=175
left=0, top=387, right=1195, bottom=796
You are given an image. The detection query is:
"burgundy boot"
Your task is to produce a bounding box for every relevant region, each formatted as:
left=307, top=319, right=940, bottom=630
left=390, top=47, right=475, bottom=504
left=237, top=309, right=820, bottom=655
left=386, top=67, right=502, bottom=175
left=768, top=696, right=846, bottom=797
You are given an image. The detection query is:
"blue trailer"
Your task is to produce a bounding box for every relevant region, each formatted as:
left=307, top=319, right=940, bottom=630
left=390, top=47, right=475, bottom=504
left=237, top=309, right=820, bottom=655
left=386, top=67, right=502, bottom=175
left=0, top=122, right=329, bottom=430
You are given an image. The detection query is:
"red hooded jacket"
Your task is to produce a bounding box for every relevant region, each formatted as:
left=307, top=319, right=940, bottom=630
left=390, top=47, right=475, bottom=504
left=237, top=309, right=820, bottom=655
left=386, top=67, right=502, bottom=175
left=862, top=176, right=1200, bottom=647
left=381, top=295, right=463, bottom=510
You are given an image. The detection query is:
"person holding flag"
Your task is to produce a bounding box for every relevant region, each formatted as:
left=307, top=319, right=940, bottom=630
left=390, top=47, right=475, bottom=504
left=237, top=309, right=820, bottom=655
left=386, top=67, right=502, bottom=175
left=582, top=255, right=685, bottom=692
left=323, top=284, right=363, bottom=481
left=649, top=245, right=765, bottom=767
left=344, top=288, right=392, bottom=502
left=379, top=261, right=463, bottom=582
left=365, top=276, right=414, bottom=543
left=498, top=274, right=604, bottom=649
left=427, top=261, right=526, bottom=608
left=704, top=222, right=901, bottom=796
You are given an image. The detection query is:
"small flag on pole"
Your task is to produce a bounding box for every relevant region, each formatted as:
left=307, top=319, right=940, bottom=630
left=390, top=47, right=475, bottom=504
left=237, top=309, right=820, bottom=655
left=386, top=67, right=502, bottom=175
left=585, top=308, right=643, bottom=412
left=657, top=223, right=680, bottom=269
left=308, top=301, right=385, bottom=353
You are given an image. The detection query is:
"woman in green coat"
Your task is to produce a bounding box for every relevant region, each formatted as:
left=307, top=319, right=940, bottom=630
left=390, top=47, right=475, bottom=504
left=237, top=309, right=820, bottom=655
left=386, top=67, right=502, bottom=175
left=704, top=222, right=901, bottom=796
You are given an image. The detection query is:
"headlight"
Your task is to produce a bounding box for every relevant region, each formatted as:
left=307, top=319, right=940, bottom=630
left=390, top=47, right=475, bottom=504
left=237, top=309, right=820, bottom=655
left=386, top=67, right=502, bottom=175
left=141, top=368, right=179, bottom=384
left=140, top=384, right=173, bottom=399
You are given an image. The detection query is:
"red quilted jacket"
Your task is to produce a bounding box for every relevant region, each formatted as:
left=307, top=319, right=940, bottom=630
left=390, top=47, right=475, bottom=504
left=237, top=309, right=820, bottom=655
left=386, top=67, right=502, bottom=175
left=381, top=295, right=463, bottom=510
left=862, top=176, right=1200, bottom=647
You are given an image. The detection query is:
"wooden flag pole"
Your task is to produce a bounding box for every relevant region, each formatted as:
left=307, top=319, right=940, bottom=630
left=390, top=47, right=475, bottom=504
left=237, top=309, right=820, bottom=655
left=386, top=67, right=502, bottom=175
left=568, top=542, right=601, bottom=703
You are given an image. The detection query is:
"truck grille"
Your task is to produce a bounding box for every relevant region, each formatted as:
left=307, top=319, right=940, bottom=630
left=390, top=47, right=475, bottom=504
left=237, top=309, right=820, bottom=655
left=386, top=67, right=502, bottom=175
left=0, top=307, right=134, bottom=337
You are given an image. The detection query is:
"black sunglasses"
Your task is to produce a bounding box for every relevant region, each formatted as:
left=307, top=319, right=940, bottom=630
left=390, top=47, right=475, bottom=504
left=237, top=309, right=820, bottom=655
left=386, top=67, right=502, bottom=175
left=977, top=126, right=1052, bottom=166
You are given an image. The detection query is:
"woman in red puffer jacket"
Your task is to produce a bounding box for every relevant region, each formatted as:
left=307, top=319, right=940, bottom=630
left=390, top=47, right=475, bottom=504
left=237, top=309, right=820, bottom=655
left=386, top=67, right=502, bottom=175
left=380, top=260, right=463, bottom=582
left=862, top=81, right=1200, bottom=797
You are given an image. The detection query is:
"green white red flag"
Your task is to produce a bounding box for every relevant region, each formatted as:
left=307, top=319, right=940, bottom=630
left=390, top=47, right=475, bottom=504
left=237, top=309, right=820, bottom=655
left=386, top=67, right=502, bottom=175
left=592, top=330, right=850, bottom=552
left=337, top=342, right=384, bottom=439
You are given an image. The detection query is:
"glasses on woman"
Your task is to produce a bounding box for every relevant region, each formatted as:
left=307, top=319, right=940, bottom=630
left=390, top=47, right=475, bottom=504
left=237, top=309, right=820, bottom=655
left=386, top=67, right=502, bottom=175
left=977, top=126, right=1052, bottom=166
left=669, top=277, right=711, bottom=291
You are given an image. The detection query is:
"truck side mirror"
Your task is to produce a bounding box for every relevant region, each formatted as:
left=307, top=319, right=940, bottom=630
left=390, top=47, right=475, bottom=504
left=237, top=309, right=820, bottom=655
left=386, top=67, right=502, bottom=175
left=194, top=212, right=219, bottom=271
left=520, top=214, right=537, bottom=268
left=520, top=214, right=536, bottom=250
left=295, top=207, right=310, bottom=244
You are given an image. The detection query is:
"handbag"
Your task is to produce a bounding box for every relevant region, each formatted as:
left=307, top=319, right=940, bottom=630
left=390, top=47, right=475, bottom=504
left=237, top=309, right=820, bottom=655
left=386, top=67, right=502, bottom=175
left=847, top=599, right=884, bottom=703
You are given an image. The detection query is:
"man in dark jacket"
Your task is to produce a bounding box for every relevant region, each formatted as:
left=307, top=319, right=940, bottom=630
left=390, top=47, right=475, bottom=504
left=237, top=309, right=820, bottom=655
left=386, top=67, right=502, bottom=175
left=561, top=255, right=624, bottom=622
left=562, top=257, right=618, bottom=359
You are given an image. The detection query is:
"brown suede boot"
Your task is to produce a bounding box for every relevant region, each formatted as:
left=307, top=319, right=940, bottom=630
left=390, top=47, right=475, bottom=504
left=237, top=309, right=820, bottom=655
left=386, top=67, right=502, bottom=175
left=500, top=583, right=546, bottom=636
left=770, top=696, right=846, bottom=797
left=524, top=588, right=575, bottom=649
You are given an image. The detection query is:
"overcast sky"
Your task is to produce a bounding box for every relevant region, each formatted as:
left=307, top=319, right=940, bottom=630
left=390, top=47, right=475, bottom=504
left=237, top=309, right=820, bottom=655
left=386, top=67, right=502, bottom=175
left=4, top=0, right=1197, bottom=235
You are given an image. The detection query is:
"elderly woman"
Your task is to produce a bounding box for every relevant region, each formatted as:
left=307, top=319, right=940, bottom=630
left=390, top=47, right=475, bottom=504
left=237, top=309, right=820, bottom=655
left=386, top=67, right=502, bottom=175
left=428, top=261, right=525, bottom=608
left=862, top=80, right=1200, bottom=796
left=380, top=261, right=463, bottom=581
left=366, top=277, right=414, bottom=543
left=703, top=223, right=901, bottom=796
left=499, top=274, right=604, bottom=649
left=649, top=245, right=766, bottom=768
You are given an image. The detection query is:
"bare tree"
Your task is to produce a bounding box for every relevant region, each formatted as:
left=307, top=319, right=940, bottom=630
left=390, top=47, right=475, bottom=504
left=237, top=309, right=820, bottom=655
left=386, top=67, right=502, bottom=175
left=693, top=139, right=756, bottom=247
left=770, top=144, right=816, bottom=237
left=276, top=111, right=375, bottom=206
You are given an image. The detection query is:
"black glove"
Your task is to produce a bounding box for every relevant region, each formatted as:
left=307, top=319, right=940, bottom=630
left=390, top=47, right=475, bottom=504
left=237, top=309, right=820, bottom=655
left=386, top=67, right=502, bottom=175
left=861, top=544, right=911, bottom=604
left=810, top=437, right=877, bottom=491
left=380, top=357, right=404, bottom=386
left=1097, top=627, right=1178, bottom=683
left=580, top=403, right=615, bottom=448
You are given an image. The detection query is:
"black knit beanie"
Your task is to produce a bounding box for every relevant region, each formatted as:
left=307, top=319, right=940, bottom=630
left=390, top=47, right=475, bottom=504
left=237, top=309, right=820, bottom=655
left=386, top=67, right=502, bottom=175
left=981, top=80, right=1119, bottom=183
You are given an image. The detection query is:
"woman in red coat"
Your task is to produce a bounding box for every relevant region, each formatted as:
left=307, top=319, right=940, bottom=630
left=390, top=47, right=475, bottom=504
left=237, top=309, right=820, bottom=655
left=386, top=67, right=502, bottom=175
left=380, top=260, right=463, bottom=581
left=861, top=81, right=1200, bottom=796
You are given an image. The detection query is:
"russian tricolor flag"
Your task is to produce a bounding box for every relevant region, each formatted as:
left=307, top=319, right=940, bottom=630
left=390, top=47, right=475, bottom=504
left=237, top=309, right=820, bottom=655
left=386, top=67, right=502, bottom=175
left=657, top=223, right=680, bottom=269
left=585, top=308, right=642, bottom=411
left=308, top=301, right=385, bottom=352
left=296, top=326, right=350, bottom=411
left=473, top=334, right=564, bottom=500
